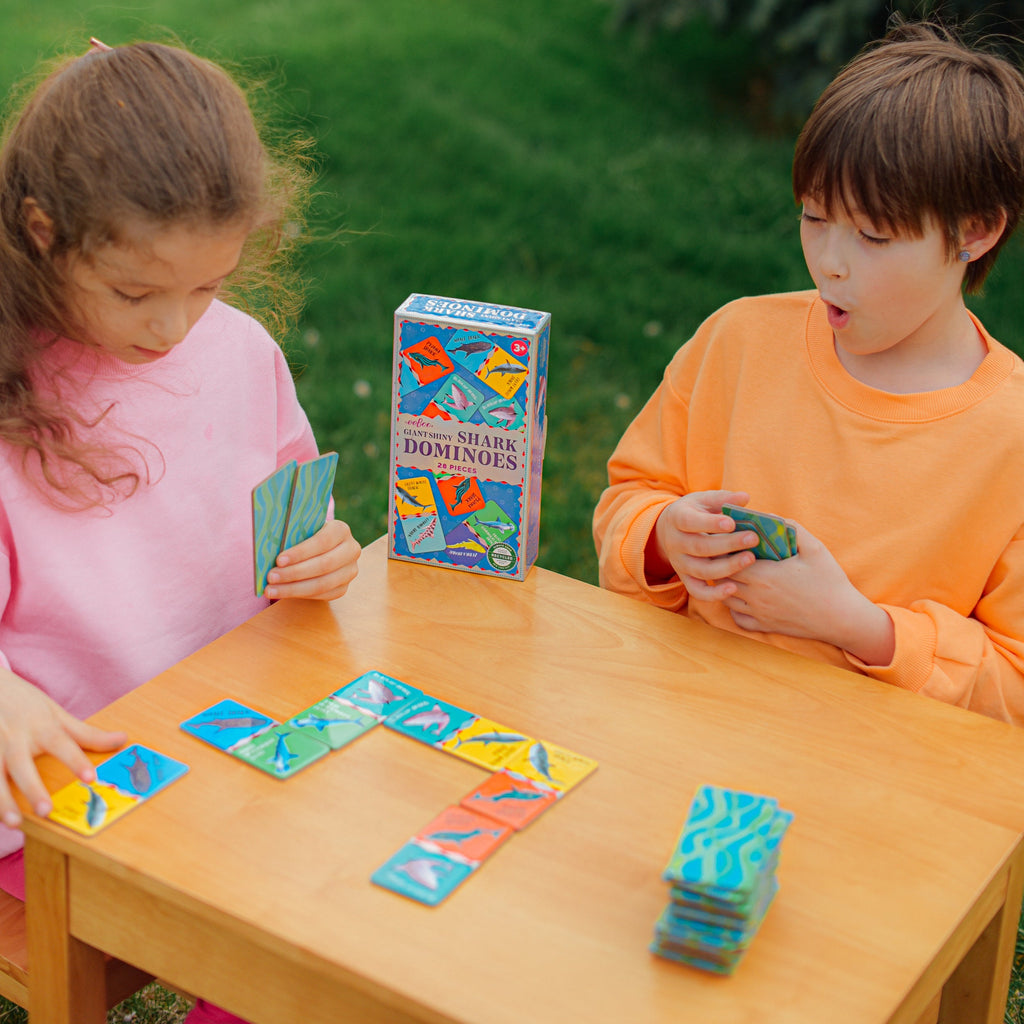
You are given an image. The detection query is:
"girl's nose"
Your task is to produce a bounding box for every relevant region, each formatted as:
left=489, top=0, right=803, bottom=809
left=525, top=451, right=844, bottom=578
left=149, top=303, right=189, bottom=347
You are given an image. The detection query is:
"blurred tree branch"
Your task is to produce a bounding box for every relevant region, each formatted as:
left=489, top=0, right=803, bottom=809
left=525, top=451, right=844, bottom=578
left=612, top=0, right=1024, bottom=125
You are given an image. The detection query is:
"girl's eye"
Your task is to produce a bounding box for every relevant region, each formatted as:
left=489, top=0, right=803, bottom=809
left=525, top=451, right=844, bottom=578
left=113, top=289, right=146, bottom=305
left=859, top=231, right=890, bottom=246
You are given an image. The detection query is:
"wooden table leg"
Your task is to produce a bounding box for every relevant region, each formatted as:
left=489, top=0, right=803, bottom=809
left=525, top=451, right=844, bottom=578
left=24, top=836, right=107, bottom=1024
left=939, top=844, right=1024, bottom=1024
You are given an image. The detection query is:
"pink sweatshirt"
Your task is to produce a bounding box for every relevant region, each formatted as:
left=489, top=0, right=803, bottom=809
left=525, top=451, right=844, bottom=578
left=0, top=300, right=319, bottom=856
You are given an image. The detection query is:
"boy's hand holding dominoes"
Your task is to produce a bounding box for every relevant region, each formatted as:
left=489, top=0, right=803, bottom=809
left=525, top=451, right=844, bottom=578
left=725, top=523, right=896, bottom=665
left=649, top=491, right=778, bottom=598
left=652, top=495, right=893, bottom=661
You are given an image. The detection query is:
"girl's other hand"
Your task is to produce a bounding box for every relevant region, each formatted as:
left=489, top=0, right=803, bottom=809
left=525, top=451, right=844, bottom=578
left=263, top=518, right=361, bottom=601
left=0, top=670, right=126, bottom=828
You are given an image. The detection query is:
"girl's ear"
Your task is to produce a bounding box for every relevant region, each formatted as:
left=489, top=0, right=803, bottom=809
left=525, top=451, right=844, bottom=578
left=22, top=198, right=54, bottom=253
left=960, top=211, right=1008, bottom=261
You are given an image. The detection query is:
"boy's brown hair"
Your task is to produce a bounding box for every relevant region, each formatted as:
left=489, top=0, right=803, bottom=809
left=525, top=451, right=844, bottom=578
left=792, top=20, right=1024, bottom=294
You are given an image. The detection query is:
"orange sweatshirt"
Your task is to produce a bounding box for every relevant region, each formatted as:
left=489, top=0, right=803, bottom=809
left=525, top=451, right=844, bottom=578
left=594, top=290, right=1024, bottom=725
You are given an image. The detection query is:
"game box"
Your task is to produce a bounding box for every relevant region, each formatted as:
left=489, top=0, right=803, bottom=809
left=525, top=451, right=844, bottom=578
left=388, top=294, right=550, bottom=580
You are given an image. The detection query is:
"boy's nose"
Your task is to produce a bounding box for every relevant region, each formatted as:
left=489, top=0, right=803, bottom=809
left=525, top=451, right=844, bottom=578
left=818, top=229, right=848, bottom=279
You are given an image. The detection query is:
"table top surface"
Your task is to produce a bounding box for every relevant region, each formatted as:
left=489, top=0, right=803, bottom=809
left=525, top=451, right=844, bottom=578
left=21, top=538, right=1024, bottom=1024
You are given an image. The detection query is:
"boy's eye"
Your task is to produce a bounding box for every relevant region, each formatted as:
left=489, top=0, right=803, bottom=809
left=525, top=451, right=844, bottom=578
left=859, top=231, right=890, bottom=245
left=113, top=289, right=147, bottom=305
left=800, top=211, right=824, bottom=225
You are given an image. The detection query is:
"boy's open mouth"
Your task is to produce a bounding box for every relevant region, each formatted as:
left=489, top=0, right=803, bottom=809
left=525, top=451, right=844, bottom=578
left=825, top=302, right=850, bottom=330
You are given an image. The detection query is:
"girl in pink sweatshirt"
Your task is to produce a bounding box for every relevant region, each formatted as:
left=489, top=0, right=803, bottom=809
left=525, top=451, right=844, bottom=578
left=0, top=37, right=362, bottom=1023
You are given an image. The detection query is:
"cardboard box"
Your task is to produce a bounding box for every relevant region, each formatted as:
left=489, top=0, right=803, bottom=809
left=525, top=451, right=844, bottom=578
left=388, top=294, right=550, bottom=579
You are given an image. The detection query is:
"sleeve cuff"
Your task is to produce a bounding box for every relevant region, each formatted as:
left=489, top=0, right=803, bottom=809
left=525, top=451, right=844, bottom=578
left=844, top=604, right=935, bottom=693
left=617, top=500, right=689, bottom=611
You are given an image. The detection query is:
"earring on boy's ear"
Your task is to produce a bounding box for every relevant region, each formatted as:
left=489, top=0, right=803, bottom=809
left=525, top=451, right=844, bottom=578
left=958, top=250, right=972, bottom=262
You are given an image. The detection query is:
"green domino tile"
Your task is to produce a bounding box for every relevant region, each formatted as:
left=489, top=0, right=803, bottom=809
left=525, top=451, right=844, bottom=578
left=230, top=724, right=331, bottom=778
left=287, top=697, right=379, bottom=750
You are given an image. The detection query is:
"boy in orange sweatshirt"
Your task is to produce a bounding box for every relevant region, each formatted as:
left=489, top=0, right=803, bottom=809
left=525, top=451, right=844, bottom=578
left=594, top=21, right=1024, bottom=725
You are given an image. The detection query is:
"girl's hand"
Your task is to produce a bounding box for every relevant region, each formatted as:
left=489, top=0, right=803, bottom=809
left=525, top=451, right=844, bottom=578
left=264, top=518, right=361, bottom=601
left=0, top=670, right=126, bottom=828
left=723, top=523, right=895, bottom=665
left=647, top=490, right=759, bottom=596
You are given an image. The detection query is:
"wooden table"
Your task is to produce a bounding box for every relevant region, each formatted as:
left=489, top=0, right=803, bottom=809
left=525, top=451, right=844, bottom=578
left=19, top=536, right=1024, bottom=1024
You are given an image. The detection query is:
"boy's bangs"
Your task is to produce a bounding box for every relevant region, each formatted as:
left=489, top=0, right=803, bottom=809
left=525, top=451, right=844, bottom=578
left=794, top=114, right=926, bottom=237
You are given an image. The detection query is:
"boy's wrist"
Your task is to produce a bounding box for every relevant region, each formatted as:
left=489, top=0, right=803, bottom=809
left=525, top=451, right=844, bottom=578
left=829, top=593, right=896, bottom=667
left=644, top=509, right=676, bottom=585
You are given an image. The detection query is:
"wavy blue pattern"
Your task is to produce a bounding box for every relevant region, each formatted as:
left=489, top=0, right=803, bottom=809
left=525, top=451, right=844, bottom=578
left=663, top=785, right=787, bottom=894
left=252, top=461, right=297, bottom=595
left=282, top=452, right=338, bottom=551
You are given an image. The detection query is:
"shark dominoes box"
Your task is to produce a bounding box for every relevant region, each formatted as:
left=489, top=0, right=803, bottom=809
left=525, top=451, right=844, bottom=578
left=388, top=294, right=550, bottom=580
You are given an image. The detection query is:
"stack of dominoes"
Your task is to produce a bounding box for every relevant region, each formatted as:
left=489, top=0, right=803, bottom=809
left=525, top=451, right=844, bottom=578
left=651, top=784, right=792, bottom=974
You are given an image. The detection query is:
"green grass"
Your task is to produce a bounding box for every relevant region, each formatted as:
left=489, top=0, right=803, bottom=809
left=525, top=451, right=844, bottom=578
left=0, top=980, right=191, bottom=1022
left=2, top=1, right=1024, bottom=1020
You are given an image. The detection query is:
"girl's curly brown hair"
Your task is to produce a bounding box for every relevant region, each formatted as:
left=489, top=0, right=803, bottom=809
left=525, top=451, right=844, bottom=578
left=0, top=40, right=314, bottom=507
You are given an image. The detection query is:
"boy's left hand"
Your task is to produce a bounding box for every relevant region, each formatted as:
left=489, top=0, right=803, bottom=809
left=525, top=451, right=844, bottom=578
left=722, top=523, right=895, bottom=666
left=263, top=518, right=361, bottom=601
